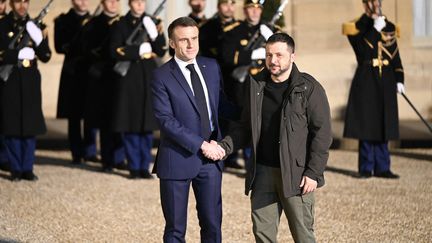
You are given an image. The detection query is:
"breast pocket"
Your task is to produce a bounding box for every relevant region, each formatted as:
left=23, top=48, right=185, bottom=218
left=288, top=91, right=307, bottom=132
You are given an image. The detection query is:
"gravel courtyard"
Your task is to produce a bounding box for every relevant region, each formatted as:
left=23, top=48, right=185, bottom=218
left=0, top=148, right=431, bottom=242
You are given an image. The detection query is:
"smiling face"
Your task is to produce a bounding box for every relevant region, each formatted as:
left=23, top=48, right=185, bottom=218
left=265, top=41, right=295, bottom=81
left=169, top=25, right=199, bottom=63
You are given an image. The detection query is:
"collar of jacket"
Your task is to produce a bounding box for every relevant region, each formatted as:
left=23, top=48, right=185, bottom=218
left=252, top=63, right=306, bottom=96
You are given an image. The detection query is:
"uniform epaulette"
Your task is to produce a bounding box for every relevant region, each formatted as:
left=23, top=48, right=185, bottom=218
left=342, top=18, right=360, bottom=36
left=223, top=21, right=240, bottom=32
left=0, top=15, right=4, bottom=20
left=82, top=19, right=89, bottom=26
left=108, top=16, right=120, bottom=26
left=273, top=24, right=282, bottom=32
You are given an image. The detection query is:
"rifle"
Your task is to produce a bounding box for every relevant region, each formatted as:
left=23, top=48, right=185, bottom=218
left=0, top=0, right=54, bottom=82
left=113, top=0, right=166, bottom=77
left=401, top=93, right=432, bottom=134
left=231, top=0, right=289, bottom=83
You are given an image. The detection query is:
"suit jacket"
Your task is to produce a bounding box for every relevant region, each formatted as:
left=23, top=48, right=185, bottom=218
left=151, top=56, right=223, bottom=180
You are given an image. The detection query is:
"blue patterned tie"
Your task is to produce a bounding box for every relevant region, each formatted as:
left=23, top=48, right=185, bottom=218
left=186, top=64, right=211, bottom=139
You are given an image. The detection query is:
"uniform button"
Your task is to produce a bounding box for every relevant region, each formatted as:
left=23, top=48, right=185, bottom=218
left=278, top=141, right=281, bottom=144
left=257, top=92, right=260, bottom=95
left=283, top=117, right=287, bottom=120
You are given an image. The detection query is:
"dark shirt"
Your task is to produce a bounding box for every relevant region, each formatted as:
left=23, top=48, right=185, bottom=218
left=257, top=77, right=290, bottom=167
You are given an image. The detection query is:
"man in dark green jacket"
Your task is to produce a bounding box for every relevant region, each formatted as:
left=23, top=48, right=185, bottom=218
left=214, top=33, right=332, bottom=242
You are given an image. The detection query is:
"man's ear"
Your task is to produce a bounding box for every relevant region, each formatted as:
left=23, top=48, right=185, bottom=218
left=169, top=39, right=175, bottom=49
left=291, top=53, right=295, bottom=63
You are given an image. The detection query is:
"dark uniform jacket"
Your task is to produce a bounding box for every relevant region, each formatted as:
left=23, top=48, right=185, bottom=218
left=109, top=12, right=166, bottom=133
left=221, top=20, right=276, bottom=106
left=0, top=12, right=51, bottom=136
left=343, top=14, right=403, bottom=141
left=219, top=64, right=332, bottom=198
left=55, top=9, right=91, bottom=119
left=82, top=13, right=119, bottom=128
left=199, top=15, right=236, bottom=62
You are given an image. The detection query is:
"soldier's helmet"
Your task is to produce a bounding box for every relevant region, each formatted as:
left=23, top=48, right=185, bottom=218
left=244, top=0, right=265, bottom=8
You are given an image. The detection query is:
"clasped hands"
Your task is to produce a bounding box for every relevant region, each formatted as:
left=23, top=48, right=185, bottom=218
left=201, top=140, right=225, bottom=161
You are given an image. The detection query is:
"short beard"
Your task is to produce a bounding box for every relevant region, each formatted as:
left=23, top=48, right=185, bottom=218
left=270, top=66, right=289, bottom=77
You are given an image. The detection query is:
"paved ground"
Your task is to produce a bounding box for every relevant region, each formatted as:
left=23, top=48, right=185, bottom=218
left=0, top=148, right=431, bottom=242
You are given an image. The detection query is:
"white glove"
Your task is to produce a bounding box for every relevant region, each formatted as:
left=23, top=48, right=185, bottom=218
left=397, top=82, right=405, bottom=94
left=26, top=21, right=43, bottom=46
left=251, top=47, right=266, bottom=60
left=373, top=16, right=386, bottom=32
left=260, top=24, right=273, bottom=41
left=18, top=47, right=35, bottom=60
left=143, top=16, right=158, bottom=41
left=139, top=42, right=152, bottom=56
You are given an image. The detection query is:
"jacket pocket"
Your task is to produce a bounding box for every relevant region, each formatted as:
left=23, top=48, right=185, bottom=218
left=296, top=157, right=305, bottom=168
left=289, top=112, right=307, bottom=131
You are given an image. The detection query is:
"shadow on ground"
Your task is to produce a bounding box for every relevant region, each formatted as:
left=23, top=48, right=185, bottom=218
left=325, top=166, right=359, bottom=178
left=391, top=151, right=432, bottom=162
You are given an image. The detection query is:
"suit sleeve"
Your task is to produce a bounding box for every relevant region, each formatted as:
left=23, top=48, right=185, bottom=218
left=151, top=69, right=205, bottom=154
left=303, top=80, right=332, bottom=186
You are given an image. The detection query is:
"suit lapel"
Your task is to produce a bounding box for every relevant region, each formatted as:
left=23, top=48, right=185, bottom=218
left=169, top=59, right=200, bottom=112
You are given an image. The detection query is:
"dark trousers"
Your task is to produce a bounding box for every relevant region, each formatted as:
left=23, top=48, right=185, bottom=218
left=123, top=132, right=153, bottom=171
left=359, top=140, right=390, bottom=174
left=100, top=129, right=125, bottom=167
left=68, top=117, right=97, bottom=160
left=5, top=137, right=36, bottom=173
left=160, top=163, right=222, bottom=243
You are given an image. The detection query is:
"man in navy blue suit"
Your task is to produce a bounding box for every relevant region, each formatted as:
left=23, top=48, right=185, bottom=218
left=152, top=17, right=226, bottom=243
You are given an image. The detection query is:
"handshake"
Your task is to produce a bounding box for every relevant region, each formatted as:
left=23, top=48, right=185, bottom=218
left=201, top=140, right=225, bottom=161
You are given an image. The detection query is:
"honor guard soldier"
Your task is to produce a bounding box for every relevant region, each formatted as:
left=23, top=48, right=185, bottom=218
left=221, top=0, right=278, bottom=169
left=110, top=0, right=166, bottom=179
left=342, top=0, right=404, bottom=179
left=0, top=0, right=51, bottom=181
left=54, top=0, right=99, bottom=165
left=81, top=0, right=126, bottom=172
left=199, top=0, right=236, bottom=62
left=188, top=0, right=207, bottom=26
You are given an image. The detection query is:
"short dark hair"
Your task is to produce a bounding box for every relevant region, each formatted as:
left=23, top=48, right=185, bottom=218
left=266, top=32, right=295, bottom=53
left=168, top=17, right=198, bottom=40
